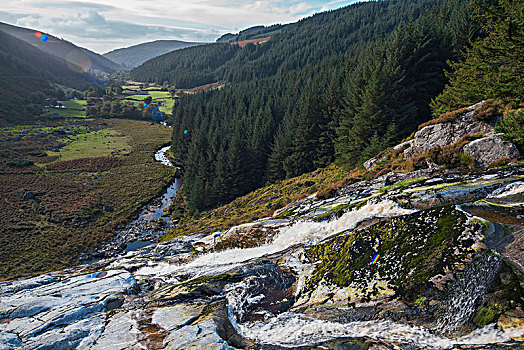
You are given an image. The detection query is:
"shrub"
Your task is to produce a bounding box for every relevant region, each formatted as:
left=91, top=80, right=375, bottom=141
left=495, top=109, right=524, bottom=153
left=427, top=146, right=475, bottom=170
left=317, top=186, right=338, bottom=200
left=472, top=100, right=501, bottom=122
left=7, top=159, right=34, bottom=167
left=28, top=150, right=48, bottom=157
left=488, top=157, right=514, bottom=168
left=418, top=107, right=469, bottom=131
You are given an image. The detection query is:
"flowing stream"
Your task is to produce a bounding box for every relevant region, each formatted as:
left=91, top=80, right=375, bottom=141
left=120, top=146, right=181, bottom=247
left=135, top=200, right=416, bottom=280
left=135, top=196, right=523, bottom=348
left=236, top=313, right=524, bottom=348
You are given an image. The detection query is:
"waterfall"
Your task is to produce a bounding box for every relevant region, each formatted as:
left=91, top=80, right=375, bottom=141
left=436, top=254, right=502, bottom=331
left=236, top=312, right=523, bottom=349
left=136, top=200, right=416, bottom=280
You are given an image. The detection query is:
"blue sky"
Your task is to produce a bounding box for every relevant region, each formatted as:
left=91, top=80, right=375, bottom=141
left=0, top=0, right=360, bottom=53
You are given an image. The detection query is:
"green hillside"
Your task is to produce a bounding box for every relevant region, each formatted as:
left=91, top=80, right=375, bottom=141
left=130, top=0, right=445, bottom=89
left=156, top=0, right=476, bottom=215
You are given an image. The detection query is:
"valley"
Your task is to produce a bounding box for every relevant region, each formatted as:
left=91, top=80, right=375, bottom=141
left=0, top=118, right=177, bottom=279
left=0, top=0, right=522, bottom=348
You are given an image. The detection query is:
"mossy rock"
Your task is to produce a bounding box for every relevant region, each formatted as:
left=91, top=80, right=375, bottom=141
left=304, top=206, right=482, bottom=303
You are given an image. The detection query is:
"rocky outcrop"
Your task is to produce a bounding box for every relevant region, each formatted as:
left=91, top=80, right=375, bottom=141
left=0, top=270, right=137, bottom=349
left=463, top=134, right=521, bottom=167
left=363, top=101, right=521, bottom=171
left=404, top=101, right=494, bottom=158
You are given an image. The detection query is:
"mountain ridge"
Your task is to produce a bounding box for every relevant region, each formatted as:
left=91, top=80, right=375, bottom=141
left=104, top=39, right=205, bottom=68
left=0, top=29, right=91, bottom=122
left=0, top=21, right=121, bottom=75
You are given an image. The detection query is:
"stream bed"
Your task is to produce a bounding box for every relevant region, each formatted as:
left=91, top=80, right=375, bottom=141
left=1, top=166, right=523, bottom=349
left=79, top=146, right=181, bottom=262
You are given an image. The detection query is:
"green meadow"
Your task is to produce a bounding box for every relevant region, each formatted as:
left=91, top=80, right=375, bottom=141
left=51, top=129, right=130, bottom=162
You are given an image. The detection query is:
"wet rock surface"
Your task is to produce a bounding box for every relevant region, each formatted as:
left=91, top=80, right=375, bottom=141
left=1, top=152, right=523, bottom=348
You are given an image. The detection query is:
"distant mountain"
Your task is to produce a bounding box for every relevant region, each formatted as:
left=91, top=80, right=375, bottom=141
left=0, top=30, right=90, bottom=123
left=0, top=22, right=121, bottom=75
left=104, top=40, right=205, bottom=68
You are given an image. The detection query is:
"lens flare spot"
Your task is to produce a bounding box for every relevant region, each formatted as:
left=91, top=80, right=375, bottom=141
left=41, top=35, right=49, bottom=42
left=35, top=31, right=42, bottom=38
left=184, top=130, right=189, bottom=135
left=143, top=103, right=149, bottom=108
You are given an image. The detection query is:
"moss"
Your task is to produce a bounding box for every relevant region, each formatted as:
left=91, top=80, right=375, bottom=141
left=474, top=305, right=502, bottom=326
left=304, top=206, right=474, bottom=303
left=178, top=273, right=235, bottom=289
left=379, top=177, right=428, bottom=194
left=200, top=303, right=217, bottom=318
left=472, top=259, right=524, bottom=327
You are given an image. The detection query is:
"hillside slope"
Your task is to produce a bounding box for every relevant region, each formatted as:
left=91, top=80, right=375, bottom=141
left=0, top=30, right=91, bottom=123
left=104, top=40, right=205, bottom=68
left=130, top=0, right=443, bottom=88
left=0, top=22, right=120, bottom=75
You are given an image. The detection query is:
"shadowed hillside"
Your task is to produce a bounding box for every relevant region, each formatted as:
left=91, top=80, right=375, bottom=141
left=104, top=40, right=205, bottom=68
left=0, top=30, right=91, bottom=123
left=0, top=22, right=120, bottom=75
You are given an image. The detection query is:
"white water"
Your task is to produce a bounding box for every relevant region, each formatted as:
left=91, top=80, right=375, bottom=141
left=488, top=181, right=524, bottom=198
left=239, top=312, right=524, bottom=348
left=154, top=146, right=173, bottom=166
left=136, top=200, right=416, bottom=279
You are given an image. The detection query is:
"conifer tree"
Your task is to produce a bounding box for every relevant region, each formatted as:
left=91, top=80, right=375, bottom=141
left=432, top=0, right=524, bottom=114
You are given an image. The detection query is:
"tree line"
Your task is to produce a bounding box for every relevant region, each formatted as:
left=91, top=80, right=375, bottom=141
left=130, top=0, right=444, bottom=89
left=168, top=0, right=476, bottom=215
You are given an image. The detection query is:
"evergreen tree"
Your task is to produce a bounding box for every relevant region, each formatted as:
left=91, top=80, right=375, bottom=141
left=432, top=0, right=524, bottom=114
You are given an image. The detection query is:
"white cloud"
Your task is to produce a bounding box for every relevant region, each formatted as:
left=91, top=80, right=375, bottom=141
left=0, top=0, right=360, bottom=53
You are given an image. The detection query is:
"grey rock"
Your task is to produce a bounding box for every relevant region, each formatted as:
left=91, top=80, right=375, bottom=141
left=22, top=192, right=35, bottom=201
left=462, top=134, right=521, bottom=167
left=404, top=101, right=493, bottom=158
left=0, top=270, right=137, bottom=349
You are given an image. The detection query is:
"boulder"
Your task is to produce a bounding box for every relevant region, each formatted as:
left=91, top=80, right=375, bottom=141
left=497, top=309, right=524, bottom=341
left=404, top=101, right=494, bottom=158
left=462, top=134, right=521, bottom=167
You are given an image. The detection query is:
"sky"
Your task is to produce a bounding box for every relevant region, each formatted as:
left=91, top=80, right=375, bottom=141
left=0, top=0, right=360, bottom=54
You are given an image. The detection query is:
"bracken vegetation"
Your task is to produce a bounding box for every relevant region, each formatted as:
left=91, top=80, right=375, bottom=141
left=0, top=119, right=176, bottom=279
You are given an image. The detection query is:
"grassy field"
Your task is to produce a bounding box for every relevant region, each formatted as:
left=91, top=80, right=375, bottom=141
left=121, top=83, right=176, bottom=115
left=0, top=118, right=176, bottom=280
left=61, top=100, right=87, bottom=109
left=40, top=99, right=88, bottom=119
left=159, top=99, right=176, bottom=114
left=52, top=129, right=129, bottom=162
